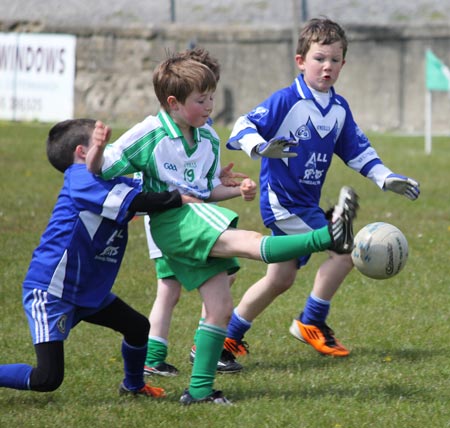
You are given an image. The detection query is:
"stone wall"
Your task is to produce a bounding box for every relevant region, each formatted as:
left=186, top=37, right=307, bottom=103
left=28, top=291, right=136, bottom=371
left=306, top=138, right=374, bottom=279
left=2, top=20, right=450, bottom=133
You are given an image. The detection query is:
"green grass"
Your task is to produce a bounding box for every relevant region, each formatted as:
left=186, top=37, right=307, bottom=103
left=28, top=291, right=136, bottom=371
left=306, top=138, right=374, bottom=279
left=1, top=121, right=449, bottom=428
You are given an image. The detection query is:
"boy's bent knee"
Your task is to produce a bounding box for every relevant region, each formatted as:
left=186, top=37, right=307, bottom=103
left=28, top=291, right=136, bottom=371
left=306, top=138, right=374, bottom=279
left=270, top=279, right=294, bottom=295
left=329, top=252, right=353, bottom=269
left=124, top=314, right=150, bottom=347
left=29, top=366, right=64, bottom=392
left=266, top=269, right=297, bottom=293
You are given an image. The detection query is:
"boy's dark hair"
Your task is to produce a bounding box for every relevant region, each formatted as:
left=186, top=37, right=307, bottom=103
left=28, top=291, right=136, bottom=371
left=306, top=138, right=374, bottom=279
left=46, top=118, right=95, bottom=172
left=297, top=18, right=348, bottom=58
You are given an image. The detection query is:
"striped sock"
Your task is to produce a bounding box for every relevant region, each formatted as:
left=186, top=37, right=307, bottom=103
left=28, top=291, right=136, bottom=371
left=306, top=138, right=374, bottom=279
left=189, top=323, right=226, bottom=400
left=301, top=294, right=330, bottom=325
left=226, top=308, right=252, bottom=340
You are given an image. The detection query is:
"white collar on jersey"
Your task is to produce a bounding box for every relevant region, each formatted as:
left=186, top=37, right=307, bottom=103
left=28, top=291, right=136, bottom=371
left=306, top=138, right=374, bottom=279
left=309, top=87, right=331, bottom=109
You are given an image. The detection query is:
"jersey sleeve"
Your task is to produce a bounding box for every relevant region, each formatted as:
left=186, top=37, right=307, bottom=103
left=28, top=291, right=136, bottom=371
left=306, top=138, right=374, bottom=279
left=100, top=117, right=158, bottom=179
left=333, top=96, right=390, bottom=188
left=227, top=87, right=295, bottom=159
left=227, top=115, right=266, bottom=159
left=129, top=190, right=182, bottom=213
left=70, top=167, right=141, bottom=224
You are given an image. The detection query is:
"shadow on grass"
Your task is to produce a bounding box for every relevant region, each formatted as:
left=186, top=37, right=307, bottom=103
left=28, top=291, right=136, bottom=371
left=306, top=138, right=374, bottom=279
left=225, top=345, right=449, bottom=404
left=228, top=381, right=446, bottom=404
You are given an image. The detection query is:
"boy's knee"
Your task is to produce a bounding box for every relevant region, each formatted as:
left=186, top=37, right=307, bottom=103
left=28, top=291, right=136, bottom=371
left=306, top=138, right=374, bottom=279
left=272, top=280, right=294, bottom=294
left=29, top=366, right=64, bottom=392
left=124, top=313, right=150, bottom=346
left=330, top=252, right=354, bottom=270
left=268, top=270, right=296, bottom=294
left=165, top=289, right=181, bottom=307
left=140, top=316, right=151, bottom=338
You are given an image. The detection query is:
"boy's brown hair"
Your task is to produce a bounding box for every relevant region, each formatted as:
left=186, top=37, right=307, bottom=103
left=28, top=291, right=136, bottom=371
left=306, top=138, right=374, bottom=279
left=296, top=18, right=348, bottom=58
left=152, top=57, right=217, bottom=111
left=178, top=47, right=221, bottom=82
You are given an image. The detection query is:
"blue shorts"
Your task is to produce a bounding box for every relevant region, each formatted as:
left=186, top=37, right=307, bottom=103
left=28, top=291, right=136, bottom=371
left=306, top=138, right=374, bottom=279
left=22, top=288, right=116, bottom=344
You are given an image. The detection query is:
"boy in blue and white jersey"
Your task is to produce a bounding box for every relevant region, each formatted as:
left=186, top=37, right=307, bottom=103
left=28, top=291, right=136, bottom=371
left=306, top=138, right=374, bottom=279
left=0, top=118, right=198, bottom=398
left=86, top=55, right=359, bottom=404
left=224, top=18, right=420, bottom=359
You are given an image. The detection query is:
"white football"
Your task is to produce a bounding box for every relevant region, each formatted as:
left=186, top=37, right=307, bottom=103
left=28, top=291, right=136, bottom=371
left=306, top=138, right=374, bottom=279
left=351, top=222, right=408, bottom=280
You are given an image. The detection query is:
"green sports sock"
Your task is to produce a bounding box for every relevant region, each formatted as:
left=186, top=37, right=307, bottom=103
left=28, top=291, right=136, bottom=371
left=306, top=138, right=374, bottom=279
left=189, top=323, right=226, bottom=400
left=260, top=225, right=331, bottom=263
left=193, top=318, right=205, bottom=346
left=145, top=338, right=168, bottom=367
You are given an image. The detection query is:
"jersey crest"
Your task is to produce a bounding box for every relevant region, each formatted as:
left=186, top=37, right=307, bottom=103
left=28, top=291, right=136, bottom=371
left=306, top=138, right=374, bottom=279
left=295, top=124, right=311, bottom=140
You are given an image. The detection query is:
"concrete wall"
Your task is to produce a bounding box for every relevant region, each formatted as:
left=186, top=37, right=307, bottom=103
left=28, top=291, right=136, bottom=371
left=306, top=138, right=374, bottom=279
left=2, top=20, right=450, bottom=133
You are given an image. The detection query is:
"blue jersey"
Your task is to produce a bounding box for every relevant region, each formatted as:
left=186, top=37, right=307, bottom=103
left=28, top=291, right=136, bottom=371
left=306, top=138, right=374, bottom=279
left=23, top=164, right=141, bottom=308
left=227, top=74, right=390, bottom=229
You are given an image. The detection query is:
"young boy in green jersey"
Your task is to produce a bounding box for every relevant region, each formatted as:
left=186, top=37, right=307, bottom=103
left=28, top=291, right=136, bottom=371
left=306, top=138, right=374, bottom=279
left=141, top=48, right=243, bottom=377
left=87, top=54, right=358, bottom=404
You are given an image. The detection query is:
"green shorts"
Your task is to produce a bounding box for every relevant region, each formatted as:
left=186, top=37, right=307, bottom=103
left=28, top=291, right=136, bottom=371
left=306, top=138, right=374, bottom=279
left=150, top=203, right=240, bottom=291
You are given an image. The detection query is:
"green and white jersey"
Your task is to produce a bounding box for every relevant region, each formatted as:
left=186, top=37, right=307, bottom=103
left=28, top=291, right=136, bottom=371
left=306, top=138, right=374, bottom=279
left=100, top=110, right=222, bottom=199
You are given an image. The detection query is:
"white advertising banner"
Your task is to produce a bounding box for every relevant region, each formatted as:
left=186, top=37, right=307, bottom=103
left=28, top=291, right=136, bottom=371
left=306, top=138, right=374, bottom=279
left=0, top=33, right=76, bottom=122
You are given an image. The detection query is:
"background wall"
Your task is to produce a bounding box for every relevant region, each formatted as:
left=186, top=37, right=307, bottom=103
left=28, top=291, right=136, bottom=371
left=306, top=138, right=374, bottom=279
left=1, top=15, right=450, bottom=134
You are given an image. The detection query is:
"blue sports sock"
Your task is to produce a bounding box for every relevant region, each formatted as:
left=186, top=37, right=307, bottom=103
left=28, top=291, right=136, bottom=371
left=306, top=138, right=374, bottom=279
left=121, top=340, right=146, bottom=391
left=0, top=363, right=33, bottom=390
left=300, top=294, right=330, bottom=325
left=226, top=308, right=252, bottom=340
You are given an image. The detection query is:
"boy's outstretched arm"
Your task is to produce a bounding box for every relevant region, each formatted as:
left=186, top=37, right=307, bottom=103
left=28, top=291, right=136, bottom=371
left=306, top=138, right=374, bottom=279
left=128, top=190, right=202, bottom=215
left=253, top=136, right=298, bottom=158
left=219, top=162, right=249, bottom=187
left=227, top=115, right=298, bottom=159
left=208, top=178, right=257, bottom=203
left=383, top=173, right=420, bottom=200
left=361, top=161, right=420, bottom=201
left=86, top=120, right=110, bottom=174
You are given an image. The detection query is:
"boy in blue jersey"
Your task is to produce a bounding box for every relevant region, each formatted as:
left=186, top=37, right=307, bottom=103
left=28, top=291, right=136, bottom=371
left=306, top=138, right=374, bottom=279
left=0, top=118, right=200, bottom=398
left=224, top=18, right=420, bottom=360
left=86, top=55, right=359, bottom=404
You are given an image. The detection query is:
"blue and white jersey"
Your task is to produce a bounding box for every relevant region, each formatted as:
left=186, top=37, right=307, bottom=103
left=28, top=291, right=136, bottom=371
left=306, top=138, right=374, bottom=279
left=23, top=164, right=141, bottom=307
left=227, top=74, right=391, bottom=229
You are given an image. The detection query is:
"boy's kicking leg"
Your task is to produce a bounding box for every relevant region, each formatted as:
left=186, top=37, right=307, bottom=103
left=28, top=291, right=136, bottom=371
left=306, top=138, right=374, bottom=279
left=210, top=185, right=358, bottom=263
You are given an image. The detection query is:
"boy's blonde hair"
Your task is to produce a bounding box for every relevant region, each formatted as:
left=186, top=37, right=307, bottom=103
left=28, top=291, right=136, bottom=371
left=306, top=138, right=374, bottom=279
left=153, top=57, right=217, bottom=111
left=296, top=18, right=348, bottom=58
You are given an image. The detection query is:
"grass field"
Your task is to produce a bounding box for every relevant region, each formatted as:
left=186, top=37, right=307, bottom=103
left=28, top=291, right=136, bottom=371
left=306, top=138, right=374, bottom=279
left=0, top=121, right=449, bottom=428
